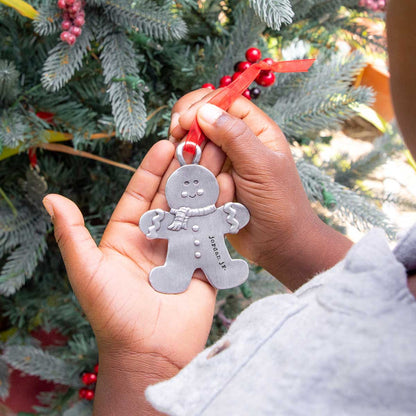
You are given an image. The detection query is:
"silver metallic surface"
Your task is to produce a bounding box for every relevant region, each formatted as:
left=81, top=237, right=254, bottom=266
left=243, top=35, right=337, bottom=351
left=176, top=142, right=202, bottom=166
left=139, top=162, right=250, bottom=294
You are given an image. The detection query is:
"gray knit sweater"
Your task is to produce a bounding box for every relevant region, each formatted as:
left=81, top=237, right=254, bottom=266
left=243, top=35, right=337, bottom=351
left=146, top=226, right=416, bottom=415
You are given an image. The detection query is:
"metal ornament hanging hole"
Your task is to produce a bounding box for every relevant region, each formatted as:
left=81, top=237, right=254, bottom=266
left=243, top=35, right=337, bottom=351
left=176, top=142, right=202, bottom=166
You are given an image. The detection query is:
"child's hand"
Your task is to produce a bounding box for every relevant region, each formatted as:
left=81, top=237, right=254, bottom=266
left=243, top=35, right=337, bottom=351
left=170, top=89, right=352, bottom=290
left=42, top=140, right=233, bottom=415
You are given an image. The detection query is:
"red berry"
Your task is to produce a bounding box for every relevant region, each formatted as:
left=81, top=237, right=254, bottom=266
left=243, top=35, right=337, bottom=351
left=250, top=87, right=261, bottom=99
left=245, top=47, right=261, bottom=63
left=201, top=83, right=215, bottom=90
left=262, top=58, right=274, bottom=66
left=70, top=1, right=81, bottom=13
left=231, top=72, right=242, bottom=81
left=61, top=20, right=71, bottom=30
left=66, top=0, right=75, bottom=5
left=255, top=70, right=275, bottom=87
left=60, top=31, right=71, bottom=42
left=94, top=364, right=99, bottom=374
left=234, top=61, right=242, bottom=72
left=219, top=75, right=232, bottom=87
left=237, top=61, right=251, bottom=72
left=242, top=89, right=251, bottom=100
left=73, top=15, right=85, bottom=27
left=82, top=372, right=97, bottom=385
left=79, top=388, right=88, bottom=399
left=79, top=388, right=95, bottom=401
left=84, top=389, right=95, bottom=401
left=70, top=26, right=82, bottom=37
left=66, top=33, right=76, bottom=45
left=57, top=0, right=66, bottom=9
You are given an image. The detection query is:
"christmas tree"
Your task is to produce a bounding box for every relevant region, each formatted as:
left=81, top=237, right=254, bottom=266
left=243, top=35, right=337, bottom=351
left=0, top=0, right=400, bottom=413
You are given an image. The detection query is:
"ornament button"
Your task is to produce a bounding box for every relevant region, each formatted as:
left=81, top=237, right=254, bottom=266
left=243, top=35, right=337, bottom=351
left=192, top=225, right=199, bottom=232
left=194, top=240, right=200, bottom=246
left=194, top=252, right=201, bottom=259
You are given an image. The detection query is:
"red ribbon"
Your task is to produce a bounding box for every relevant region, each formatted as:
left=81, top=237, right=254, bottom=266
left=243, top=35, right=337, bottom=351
left=183, top=58, right=315, bottom=154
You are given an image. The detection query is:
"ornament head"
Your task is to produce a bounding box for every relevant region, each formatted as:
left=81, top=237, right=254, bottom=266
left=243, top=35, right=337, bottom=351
left=165, top=164, right=219, bottom=209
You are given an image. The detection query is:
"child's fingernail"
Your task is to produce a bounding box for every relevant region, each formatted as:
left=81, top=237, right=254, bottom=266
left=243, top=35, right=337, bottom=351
left=198, top=104, right=224, bottom=124
left=42, top=196, right=54, bottom=220
left=169, top=112, right=180, bottom=134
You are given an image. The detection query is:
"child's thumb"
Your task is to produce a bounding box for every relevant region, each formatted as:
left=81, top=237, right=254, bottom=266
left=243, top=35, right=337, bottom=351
left=43, top=194, right=102, bottom=289
left=197, top=103, right=268, bottom=174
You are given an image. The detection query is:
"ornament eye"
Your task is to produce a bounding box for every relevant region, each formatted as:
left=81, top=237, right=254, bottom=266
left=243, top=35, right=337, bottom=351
left=184, top=181, right=190, bottom=186
left=193, top=180, right=199, bottom=185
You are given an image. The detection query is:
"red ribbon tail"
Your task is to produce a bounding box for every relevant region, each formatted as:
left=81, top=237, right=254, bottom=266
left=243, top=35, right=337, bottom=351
left=270, top=58, right=315, bottom=73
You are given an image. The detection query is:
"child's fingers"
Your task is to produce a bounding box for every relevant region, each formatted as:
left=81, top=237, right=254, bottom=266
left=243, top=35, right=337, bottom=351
left=178, top=95, right=287, bottom=154
left=216, top=172, right=235, bottom=207
left=170, top=89, right=217, bottom=141
left=199, top=141, right=227, bottom=175
left=42, top=194, right=103, bottom=297
left=227, top=98, right=287, bottom=153
left=196, top=104, right=276, bottom=175
left=108, top=140, right=175, bottom=226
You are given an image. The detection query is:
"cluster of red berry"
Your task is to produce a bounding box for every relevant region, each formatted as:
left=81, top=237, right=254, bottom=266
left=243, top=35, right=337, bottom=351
left=201, top=47, right=276, bottom=100
left=57, top=0, right=85, bottom=46
left=359, top=0, right=386, bottom=11
left=78, top=364, right=98, bottom=401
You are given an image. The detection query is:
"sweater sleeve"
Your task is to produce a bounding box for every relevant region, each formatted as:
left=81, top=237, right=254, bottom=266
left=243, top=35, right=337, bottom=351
left=146, top=226, right=416, bottom=416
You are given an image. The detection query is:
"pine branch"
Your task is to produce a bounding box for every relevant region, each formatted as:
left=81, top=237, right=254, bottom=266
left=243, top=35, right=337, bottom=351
left=214, top=6, right=265, bottom=84
left=41, top=24, right=93, bottom=92
left=100, top=31, right=146, bottom=141
left=0, top=110, right=30, bottom=149
left=33, top=0, right=61, bottom=36
left=63, top=401, right=93, bottom=416
left=0, top=60, right=19, bottom=105
left=334, top=127, right=404, bottom=186
left=0, top=357, right=10, bottom=400
left=249, top=0, right=293, bottom=30
left=296, top=158, right=397, bottom=238
left=0, top=206, right=39, bottom=257
left=275, top=87, right=372, bottom=137
left=103, top=0, right=187, bottom=41
left=68, top=334, right=97, bottom=357
left=1, top=168, right=48, bottom=253
left=0, top=231, right=48, bottom=296
left=2, top=345, right=81, bottom=386
left=290, top=0, right=315, bottom=19
left=265, top=52, right=373, bottom=138
left=45, top=300, right=90, bottom=335
left=85, top=0, right=106, bottom=5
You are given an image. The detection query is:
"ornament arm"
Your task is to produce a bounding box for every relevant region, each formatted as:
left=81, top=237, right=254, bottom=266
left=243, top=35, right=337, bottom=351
left=220, top=202, right=250, bottom=234
left=139, top=209, right=173, bottom=239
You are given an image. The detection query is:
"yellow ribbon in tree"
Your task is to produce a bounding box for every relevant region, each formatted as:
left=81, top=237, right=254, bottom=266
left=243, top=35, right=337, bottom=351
left=0, top=0, right=38, bottom=19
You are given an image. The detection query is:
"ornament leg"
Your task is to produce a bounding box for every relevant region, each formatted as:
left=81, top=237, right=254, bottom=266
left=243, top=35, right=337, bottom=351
left=204, top=259, right=249, bottom=290
left=149, top=264, right=194, bottom=294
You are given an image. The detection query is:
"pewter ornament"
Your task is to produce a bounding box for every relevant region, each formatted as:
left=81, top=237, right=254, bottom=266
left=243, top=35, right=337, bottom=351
left=139, top=148, right=250, bottom=294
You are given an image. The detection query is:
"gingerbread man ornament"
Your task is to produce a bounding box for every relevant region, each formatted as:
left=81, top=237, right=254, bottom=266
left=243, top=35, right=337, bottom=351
left=139, top=143, right=250, bottom=294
